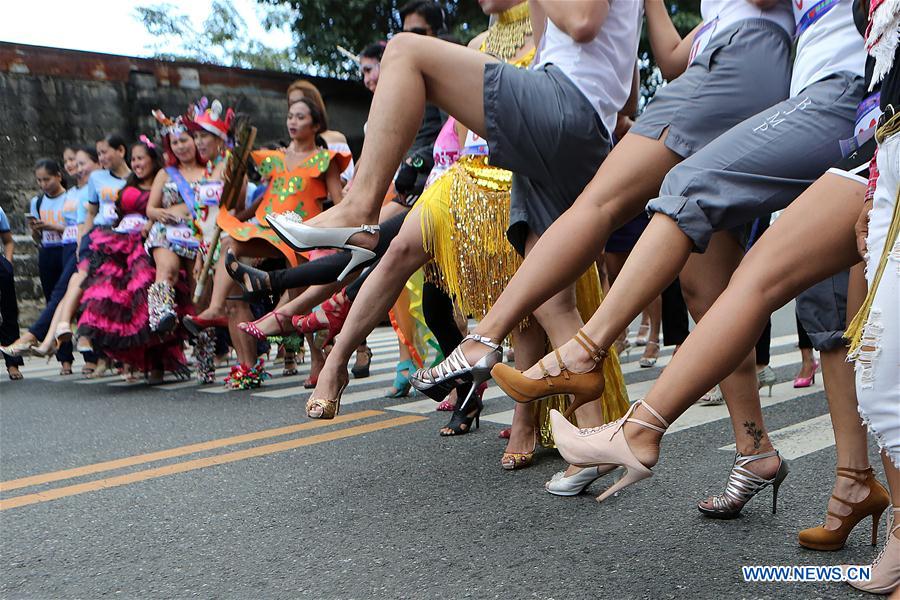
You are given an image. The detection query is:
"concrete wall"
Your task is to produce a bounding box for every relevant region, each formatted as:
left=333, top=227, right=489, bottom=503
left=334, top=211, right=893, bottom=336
left=0, top=42, right=371, bottom=320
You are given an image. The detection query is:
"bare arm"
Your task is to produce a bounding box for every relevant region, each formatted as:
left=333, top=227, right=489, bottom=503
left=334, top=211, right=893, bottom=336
left=533, top=0, right=609, bottom=44
left=614, top=62, right=641, bottom=140
left=146, top=169, right=168, bottom=221
left=325, top=161, right=344, bottom=205
left=1, top=231, right=13, bottom=263
left=644, top=0, right=700, bottom=81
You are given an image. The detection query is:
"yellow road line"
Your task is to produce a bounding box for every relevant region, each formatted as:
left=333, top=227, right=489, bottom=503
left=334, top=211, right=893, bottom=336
left=0, top=410, right=385, bottom=492
left=1, top=415, right=426, bottom=511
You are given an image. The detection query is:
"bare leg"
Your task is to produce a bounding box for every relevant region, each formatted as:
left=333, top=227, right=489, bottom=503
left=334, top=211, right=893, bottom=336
left=308, top=34, right=498, bottom=229
left=457, top=133, right=682, bottom=364
left=196, top=239, right=255, bottom=320
left=817, top=345, right=873, bottom=528
left=503, top=320, right=545, bottom=456
left=242, top=281, right=344, bottom=338
left=309, top=208, right=430, bottom=408
left=679, top=233, right=780, bottom=495
left=153, top=248, right=182, bottom=286
left=550, top=173, right=863, bottom=467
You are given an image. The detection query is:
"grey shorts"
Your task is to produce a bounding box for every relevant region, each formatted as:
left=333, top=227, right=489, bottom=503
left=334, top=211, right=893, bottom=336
left=796, top=271, right=850, bottom=351
left=631, top=18, right=792, bottom=158
left=483, top=63, right=611, bottom=255
left=650, top=71, right=866, bottom=252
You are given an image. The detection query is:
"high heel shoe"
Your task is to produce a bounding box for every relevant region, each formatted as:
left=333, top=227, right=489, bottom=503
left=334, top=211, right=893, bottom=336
left=440, top=390, right=483, bottom=436
left=793, top=360, right=819, bottom=388
left=798, top=466, right=890, bottom=551
left=385, top=359, right=415, bottom=398
left=351, top=347, right=373, bottom=379
left=238, top=311, right=293, bottom=340
left=697, top=450, right=789, bottom=519
left=184, top=314, right=229, bottom=336
left=410, top=334, right=501, bottom=412
left=306, top=382, right=347, bottom=419
left=550, top=399, right=670, bottom=502
left=546, top=466, right=609, bottom=496
left=224, top=250, right=276, bottom=302
left=491, top=329, right=608, bottom=419
left=294, top=292, right=350, bottom=343
left=635, top=323, right=650, bottom=346
left=500, top=432, right=536, bottom=470
left=266, top=212, right=379, bottom=281
left=848, top=508, right=900, bottom=595
left=0, top=341, right=36, bottom=357
left=757, top=365, right=777, bottom=397
left=638, top=341, right=660, bottom=368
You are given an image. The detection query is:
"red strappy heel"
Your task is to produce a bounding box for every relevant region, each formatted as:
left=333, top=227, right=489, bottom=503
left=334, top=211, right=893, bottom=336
left=238, top=311, right=294, bottom=340
left=293, top=292, right=351, bottom=343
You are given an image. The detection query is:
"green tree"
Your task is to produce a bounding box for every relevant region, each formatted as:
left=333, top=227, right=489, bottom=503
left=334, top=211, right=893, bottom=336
left=134, top=0, right=296, bottom=71
left=258, top=0, right=488, bottom=77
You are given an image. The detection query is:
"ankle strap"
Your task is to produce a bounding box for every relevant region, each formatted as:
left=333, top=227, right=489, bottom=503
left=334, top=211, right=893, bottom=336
left=465, top=333, right=501, bottom=351
left=734, top=449, right=779, bottom=465
left=623, top=399, right=670, bottom=434
left=836, top=466, right=874, bottom=482
left=573, top=329, right=608, bottom=363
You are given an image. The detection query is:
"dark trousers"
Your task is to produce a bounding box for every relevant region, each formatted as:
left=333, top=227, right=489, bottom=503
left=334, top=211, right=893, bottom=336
left=661, top=278, right=690, bottom=347
left=0, top=256, right=24, bottom=368
left=30, top=244, right=75, bottom=363
left=796, top=315, right=813, bottom=350
left=756, top=319, right=771, bottom=366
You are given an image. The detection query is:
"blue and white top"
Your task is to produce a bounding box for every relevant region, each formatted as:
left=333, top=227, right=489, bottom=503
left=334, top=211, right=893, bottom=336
left=29, top=191, right=67, bottom=247
left=0, top=206, right=10, bottom=234
left=87, top=170, right=127, bottom=227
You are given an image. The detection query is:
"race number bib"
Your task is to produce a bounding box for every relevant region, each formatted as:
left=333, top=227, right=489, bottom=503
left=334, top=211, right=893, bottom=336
left=114, top=213, right=148, bottom=234
left=99, top=199, right=118, bottom=223
left=165, top=224, right=200, bottom=249
left=62, top=225, right=79, bottom=244
left=42, top=230, right=62, bottom=245
left=197, top=181, right=223, bottom=207
left=462, top=130, right=489, bottom=157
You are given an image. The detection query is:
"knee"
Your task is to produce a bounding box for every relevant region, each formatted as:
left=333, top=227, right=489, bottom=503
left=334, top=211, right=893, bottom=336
left=383, top=235, right=423, bottom=272
left=383, top=32, right=420, bottom=65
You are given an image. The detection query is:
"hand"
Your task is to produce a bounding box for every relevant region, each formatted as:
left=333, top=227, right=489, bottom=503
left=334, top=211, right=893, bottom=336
left=855, top=198, right=873, bottom=259
left=159, top=209, right=182, bottom=225
left=141, top=221, right=152, bottom=239
left=614, top=114, right=635, bottom=141
left=31, top=219, right=46, bottom=231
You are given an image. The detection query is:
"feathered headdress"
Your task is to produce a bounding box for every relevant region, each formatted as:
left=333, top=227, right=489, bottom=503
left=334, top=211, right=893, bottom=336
left=185, top=97, right=235, bottom=144
left=152, top=109, right=188, bottom=138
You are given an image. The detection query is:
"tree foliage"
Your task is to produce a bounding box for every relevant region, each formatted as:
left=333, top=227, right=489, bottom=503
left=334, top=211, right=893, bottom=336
left=136, top=0, right=702, bottom=105
left=134, top=0, right=296, bottom=71
left=257, top=0, right=488, bottom=77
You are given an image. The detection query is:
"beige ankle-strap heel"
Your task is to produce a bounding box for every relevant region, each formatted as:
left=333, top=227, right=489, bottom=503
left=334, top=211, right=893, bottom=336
left=550, top=399, right=669, bottom=502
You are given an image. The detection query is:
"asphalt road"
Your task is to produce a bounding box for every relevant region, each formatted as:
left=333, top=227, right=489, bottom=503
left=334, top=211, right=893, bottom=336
left=0, top=307, right=890, bottom=599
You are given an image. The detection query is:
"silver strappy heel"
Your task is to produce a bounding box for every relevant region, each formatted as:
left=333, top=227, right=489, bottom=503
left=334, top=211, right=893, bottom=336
left=410, top=334, right=501, bottom=412
left=698, top=450, right=788, bottom=519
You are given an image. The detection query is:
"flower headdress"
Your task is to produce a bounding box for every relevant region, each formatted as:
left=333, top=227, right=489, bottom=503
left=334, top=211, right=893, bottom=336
left=185, top=97, right=235, bottom=144
left=152, top=109, right=188, bottom=138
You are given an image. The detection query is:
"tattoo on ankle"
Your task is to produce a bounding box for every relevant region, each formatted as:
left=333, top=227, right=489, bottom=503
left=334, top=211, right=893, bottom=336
left=743, top=421, right=764, bottom=450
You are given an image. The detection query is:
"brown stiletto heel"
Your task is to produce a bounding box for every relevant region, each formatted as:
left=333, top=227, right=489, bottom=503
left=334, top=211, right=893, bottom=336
left=798, top=466, right=891, bottom=551
left=491, top=329, right=608, bottom=417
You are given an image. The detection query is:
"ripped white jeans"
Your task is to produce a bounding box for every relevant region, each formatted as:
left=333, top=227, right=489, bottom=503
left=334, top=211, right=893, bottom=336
left=856, top=131, right=900, bottom=469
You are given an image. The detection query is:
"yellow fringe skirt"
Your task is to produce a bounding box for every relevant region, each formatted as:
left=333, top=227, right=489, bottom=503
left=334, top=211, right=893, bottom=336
left=419, top=156, right=629, bottom=446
